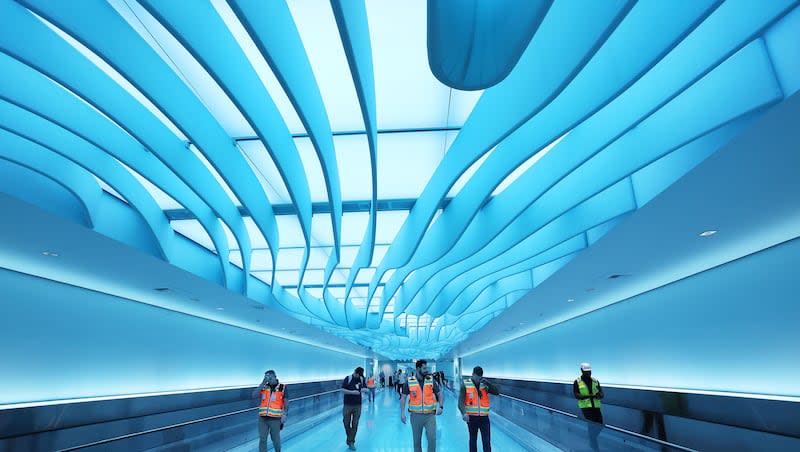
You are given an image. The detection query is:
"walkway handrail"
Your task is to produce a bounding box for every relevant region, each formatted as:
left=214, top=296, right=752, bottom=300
left=58, top=387, right=344, bottom=451
left=497, top=394, right=698, bottom=452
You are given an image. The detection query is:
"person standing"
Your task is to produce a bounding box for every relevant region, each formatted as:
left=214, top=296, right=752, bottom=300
left=255, top=370, right=288, bottom=452
left=379, top=369, right=386, bottom=388
left=342, top=366, right=367, bottom=450
left=574, top=362, right=604, bottom=450
left=458, top=366, right=499, bottom=452
left=366, top=373, right=377, bottom=403
left=397, top=369, right=407, bottom=399
left=400, top=359, right=444, bottom=452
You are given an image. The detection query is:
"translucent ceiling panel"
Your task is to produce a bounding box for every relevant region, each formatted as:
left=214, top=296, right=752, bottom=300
left=366, top=0, right=451, bottom=129
left=210, top=0, right=305, bottom=135
left=306, top=287, right=324, bottom=298
left=276, top=215, right=307, bottom=248
left=38, top=6, right=187, bottom=141
left=108, top=0, right=253, bottom=137
left=171, top=219, right=215, bottom=251
left=375, top=211, right=408, bottom=243
left=371, top=245, right=390, bottom=267
left=243, top=217, right=269, bottom=250
left=294, top=136, right=328, bottom=203
left=378, top=132, right=446, bottom=199
left=275, top=247, right=305, bottom=270
left=334, top=135, right=372, bottom=201
left=286, top=0, right=365, bottom=132
left=338, top=246, right=360, bottom=269
left=341, top=212, right=370, bottom=246
left=310, top=213, right=334, bottom=246
left=447, top=141, right=495, bottom=198
left=252, top=271, right=271, bottom=284
left=355, top=267, right=377, bottom=284
left=273, top=269, right=300, bottom=286
left=238, top=140, right=291, bottom=204
left=308, top=247, right=332, bottom=269
left=448, top=89, right=484, bottom=127
left=328, top=287, right=347, bottom=298
left=491, top=132, right=568, bottom=196
left=188, top=144, right=242, bottom=207
left=230, top=248, right=272, bottom=271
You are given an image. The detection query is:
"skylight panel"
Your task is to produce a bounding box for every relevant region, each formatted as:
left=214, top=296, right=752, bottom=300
left=355, top=268, right=377, bottom=284
left=448, top=89, right=484, bottom=127
left=333, top=135, right=372, bottom=201
left=491, top=132, right=568, bottom=196
left=188, top=144, right=242, bottom=207
left=210, top=0, right=306, bottom=135
left=286, top=0, right=365, bottom=132
left=252, top=271, right=271, bottom=284
left=238, top=140, right=291, bottom=204
left=341, top=212, right=370, bottom=246
left=229, top=248, right=271, bottom=271
left=113, top=157, right=183, bottom=210
left=366, top=0, right=451, bottom=129
left=350, top=297, right=367, bottom=308
left=370, top=245, right=389, bottom=267
left=380, top=269, right=396, bottom=284
left=294, top=136, right=327, bottom=203
left=308, top=247, right=332, bottom=270
left=375, top=211, right=408, bottom=243
left=310, top=214, right=334, bottom=246
left=328, top=287, right=347, bottom=298
left=170, top=219, right=215, bottom=251
left=305, top=287, right=324, bottom=298
left=337, top=246, right=360, bottom=269
left=243, top=217, right=269, bottom=249
left=110, top=0, right=254, bottom=137
left=34, top=8, right=188, bottom=141
left=276, top=215, right=307, bottom=248
left=275, top=247, right=306, bottom=270
left=274, top=269, right=299, bottom=286
left=378, top=131, right=446, bottom=199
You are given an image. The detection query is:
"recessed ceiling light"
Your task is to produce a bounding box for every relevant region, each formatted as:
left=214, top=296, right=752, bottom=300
left=154, top=288, right=170, bottom=292
left=699, top=230, right=718, bottom=237
left=41, top=251, right=59, bottom=257
left=567, top=298, right=574, bottom=303
left=216, top=307, right=224, bottom=311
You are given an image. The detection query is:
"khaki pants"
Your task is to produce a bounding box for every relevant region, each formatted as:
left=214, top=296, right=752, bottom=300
left=258, top=416, right=282, bottom=452
left=410, top=412, right=436, bottom=452
left=343, top=404, right=362, bottom=445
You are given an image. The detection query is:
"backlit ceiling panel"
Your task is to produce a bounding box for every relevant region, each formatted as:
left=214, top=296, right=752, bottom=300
left=0, top=0, right=798, bottom=359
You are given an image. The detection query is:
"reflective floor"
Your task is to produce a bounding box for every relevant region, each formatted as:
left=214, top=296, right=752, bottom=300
left=233, top=387, right=558, bottom=451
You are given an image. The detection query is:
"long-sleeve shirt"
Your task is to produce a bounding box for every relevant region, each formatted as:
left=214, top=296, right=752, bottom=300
left=458, top=378, right=500, bottom=416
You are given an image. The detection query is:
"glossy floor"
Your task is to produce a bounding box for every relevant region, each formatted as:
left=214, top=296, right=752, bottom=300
left=237, top=386, right=558, bottom=451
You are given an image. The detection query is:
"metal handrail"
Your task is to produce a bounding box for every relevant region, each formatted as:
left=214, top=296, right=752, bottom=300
left=497, top=394, right=698, bottom=452
left=58, top=388, right=344, bottom=451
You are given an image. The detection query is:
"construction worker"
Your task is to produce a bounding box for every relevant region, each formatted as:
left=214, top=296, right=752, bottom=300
left=458, top=366, right=499, bottom=452
left=256, top=370, right=287, bottom=452
left=366, top=373, right=377, bottom=403
left=400, top=359, right=444, bottom=452
left=574, top=362, right=604, bottom=451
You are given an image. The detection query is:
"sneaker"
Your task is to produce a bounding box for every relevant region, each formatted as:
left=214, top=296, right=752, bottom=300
left=348, top=444, right=356, bottom=451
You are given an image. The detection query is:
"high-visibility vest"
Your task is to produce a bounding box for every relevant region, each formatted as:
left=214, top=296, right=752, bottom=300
left=407, top=376, right=437, bottom=413
left=259, top=384, right=286, bottom=417
left=576, top=378, right=601, bottom=409
left=463, top=378, right=490, bottom=416
left=367, top=377, right=376, bottom=388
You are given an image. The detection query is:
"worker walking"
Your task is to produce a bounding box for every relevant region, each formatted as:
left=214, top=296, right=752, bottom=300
left=573, top=362, right=604, bottom=450
left=458, top=366, right=499, bottom=452
left=366, top=373, right=377, bottom=403
left=255, top=370, right=288, bottom=452
left=342, top=366, right=367, bottom=450
left=400, top=359, right=444, bottom=452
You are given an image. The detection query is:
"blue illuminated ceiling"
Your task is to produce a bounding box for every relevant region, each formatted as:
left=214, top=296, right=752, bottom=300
left=0, top=0, right=798, bottom=360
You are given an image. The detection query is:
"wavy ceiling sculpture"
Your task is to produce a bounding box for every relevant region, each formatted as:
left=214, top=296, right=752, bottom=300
left=0, top=0, right=798, bottom=359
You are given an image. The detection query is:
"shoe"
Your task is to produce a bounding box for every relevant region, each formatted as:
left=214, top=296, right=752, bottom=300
left=348, top=444, right=356, bottom=451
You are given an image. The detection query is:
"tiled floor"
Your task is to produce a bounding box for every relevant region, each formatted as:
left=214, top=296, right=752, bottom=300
left=273, top=387, right=554, bottom=451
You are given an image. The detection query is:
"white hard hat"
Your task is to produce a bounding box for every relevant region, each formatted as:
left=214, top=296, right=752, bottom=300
left=580, top=362, right=592, bottom=371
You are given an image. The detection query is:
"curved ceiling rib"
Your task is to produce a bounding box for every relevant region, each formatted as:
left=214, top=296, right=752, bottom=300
left=330, top=0, right=379, bottom=329
left=0, top=2, right=241, bottom=290
left=378, top=0, right=723, bottom=324
left=0, top=101, right=176, bottom=262
left=396, top=34, right=783, bottom=319
left=2, top=0, right=797, bottom=360
left=366, top=0, right=637, bottom=312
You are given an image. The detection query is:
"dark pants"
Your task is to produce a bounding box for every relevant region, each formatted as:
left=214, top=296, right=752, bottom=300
left=582, top=407, right=603, bottom=424
left=581, top=408, right=603, bottom=451
left=258, top=417, right=282, bottom=452
left=468, top=415, right=491, bottom=452
left=343, top=404, right=361, bottom=445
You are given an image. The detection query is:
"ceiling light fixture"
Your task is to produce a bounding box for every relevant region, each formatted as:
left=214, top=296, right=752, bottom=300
left=567, top=298, right=574, bottom=303
left=699, top=230, right=718, bottom=237
left=216, top=307, right=224, bottom=311
left=41, top=251, right=59, bottom=257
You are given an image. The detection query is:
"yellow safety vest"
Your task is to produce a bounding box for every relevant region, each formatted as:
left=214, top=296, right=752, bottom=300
left=576, top=378, right=601, bottom=409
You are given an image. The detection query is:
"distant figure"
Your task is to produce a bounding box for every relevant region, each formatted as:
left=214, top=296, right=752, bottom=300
left=397, top=369, right=407, bottom=399
left=574, top=362, right=604, bottom=450
left=400, top=359, right=444, bottom=452
left=342, top=366, right=367, bottom=450
left=379, top=369, right=386, bottom=388
left=366, top=373, right=377, bottom=403
left=255, top=370, right=287, bottom=452
left=459, top=366, right=499, bottom=452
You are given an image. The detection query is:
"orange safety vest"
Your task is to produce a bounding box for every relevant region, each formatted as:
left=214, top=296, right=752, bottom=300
left=367, top=377, right=376, bottom=388
left=258, top=384, right=286, bottom=417
left=463, top=378, right=490, bottom=416
left=407, top=375, right=437, bottom=413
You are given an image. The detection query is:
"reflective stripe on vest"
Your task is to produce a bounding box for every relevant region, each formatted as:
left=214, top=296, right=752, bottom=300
left=576, top=378, right=601, bottom=409
left=463, top=378, right=490, bottom=416
left=259, top=384, right=286, bottom=417
left=367, top=377, right=376, bottom=388
left=407, top=376, right=437, bottom=413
